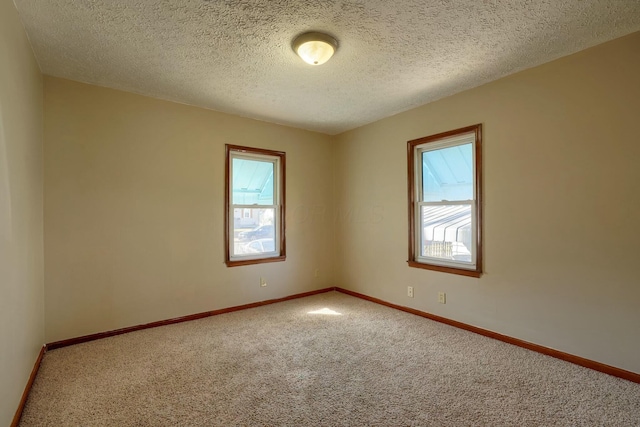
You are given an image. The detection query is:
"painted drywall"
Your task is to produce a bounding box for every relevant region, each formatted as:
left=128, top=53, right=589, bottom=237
left=44, top=77, right=335, bottom=342
left=0, top=0, right=44, bottom=424
left=334, top=32, right=640, bottom=374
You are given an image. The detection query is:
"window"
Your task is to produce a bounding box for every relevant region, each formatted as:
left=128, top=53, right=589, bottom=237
left=407, top=124, right=482, bottom=277
left=225, top=145, right=285, bottom=266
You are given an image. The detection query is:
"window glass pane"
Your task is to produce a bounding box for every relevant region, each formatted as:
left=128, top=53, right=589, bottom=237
left=420, top=204, right=472, bottom=263
left=232, top=208, right=276, bottom=256
left=422, top=143, right=473, bottom=202
left=232, top=158, right=274, bottom=205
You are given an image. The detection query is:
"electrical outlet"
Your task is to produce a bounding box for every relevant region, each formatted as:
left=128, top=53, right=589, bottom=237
left=314, top=269, right=320, bottom=278
left=438, top=292, right=446, bottom=304
left=260, top=277, right=267, bottom=287
left=407, top=286, right=414, bottom=298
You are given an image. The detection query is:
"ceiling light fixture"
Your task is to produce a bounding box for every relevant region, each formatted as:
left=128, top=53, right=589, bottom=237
left=292, top=32, right=338, bottom=65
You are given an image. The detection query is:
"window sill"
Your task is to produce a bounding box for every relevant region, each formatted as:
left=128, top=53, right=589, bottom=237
left=226, top=256, right=286, bottom=268
left=407, top=260, right=481, bottom=278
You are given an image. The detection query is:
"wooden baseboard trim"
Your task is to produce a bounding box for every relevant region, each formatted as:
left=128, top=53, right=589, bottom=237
left=335, top=287, right=640, bottom=384
left=11, top=345, right=46, bottom=427
left=47, top=287, right=336, bottom=351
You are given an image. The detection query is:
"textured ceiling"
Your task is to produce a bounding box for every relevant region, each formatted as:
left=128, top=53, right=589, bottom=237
left=12, top=0, right=640, bottom=134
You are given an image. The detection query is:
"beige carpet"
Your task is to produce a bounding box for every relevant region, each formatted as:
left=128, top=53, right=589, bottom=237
left=20, top=291, right=640, bottom=426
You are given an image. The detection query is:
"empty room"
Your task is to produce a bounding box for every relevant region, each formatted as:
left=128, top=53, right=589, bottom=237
left=2, top=0, right=640, bottom=425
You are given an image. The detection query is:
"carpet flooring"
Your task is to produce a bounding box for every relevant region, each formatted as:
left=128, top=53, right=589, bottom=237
left=19, top=291, right=640, bottom=426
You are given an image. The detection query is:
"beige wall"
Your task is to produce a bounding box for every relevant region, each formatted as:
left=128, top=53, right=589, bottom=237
left=334, top=32, right=640, bottom=374
left=44, top=77, right=335, bottom=342
left=0, top=0, right=44, bottom=424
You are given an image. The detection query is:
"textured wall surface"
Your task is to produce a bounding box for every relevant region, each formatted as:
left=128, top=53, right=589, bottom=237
left=0, top=0, right=44, bottom=425
left=334, top=32, right=640, bottom=374
left=13, top=0, right=640, bottom=134
left=44, top=77, right=335, bottom=342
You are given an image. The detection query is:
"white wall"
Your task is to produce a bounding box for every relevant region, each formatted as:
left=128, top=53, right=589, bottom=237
left=44, top=77, right=335, bottom=342
left=334, top=32, right=640, bottom=374
left=0, top=0, right=44, bottom=424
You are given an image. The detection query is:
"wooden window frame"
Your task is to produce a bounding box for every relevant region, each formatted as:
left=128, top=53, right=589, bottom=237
left=407, top=124, right=483, bottom=278
left=225, top=145, right=286, bottom=267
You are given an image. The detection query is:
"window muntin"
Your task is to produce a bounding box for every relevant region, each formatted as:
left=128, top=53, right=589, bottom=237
left=408, top=125, right=482, bottom=277
left=225, top=145, right=285, bottom=266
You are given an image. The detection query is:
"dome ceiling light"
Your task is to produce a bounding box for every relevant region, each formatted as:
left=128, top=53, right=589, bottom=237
left=292, top=32, right=338, bottom=66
